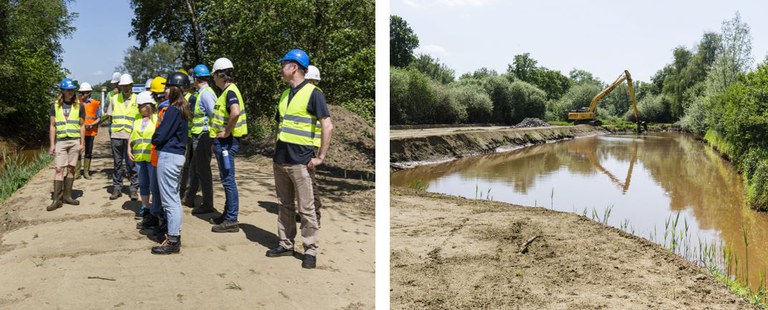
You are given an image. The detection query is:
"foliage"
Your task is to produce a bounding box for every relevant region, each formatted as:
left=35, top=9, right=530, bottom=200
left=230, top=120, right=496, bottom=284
left=0, top=151, right=53, bottom=203
left=129, top=0, right=207, bottom=64
left=549, top=83, right=601, bottom=121
left=0, top=0, right=76, bottom=139
left=390, top=15, right=419, bottom=68
left=624, top=94, right=667, bottom=123
left=131, top=0, right=376, bottom=135
left=116, top=40, right=183, bottom=82
left=507, top=53, right=570, bottom=101
left=409, top=54, right=454, bottom=84
left=450, top=83, right=493, bottom=123
left=705, top=12, right=752, bottom=97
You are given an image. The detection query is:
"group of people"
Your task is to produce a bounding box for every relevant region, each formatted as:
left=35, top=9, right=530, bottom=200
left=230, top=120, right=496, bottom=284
left=47, top=49, right=333, bottom=268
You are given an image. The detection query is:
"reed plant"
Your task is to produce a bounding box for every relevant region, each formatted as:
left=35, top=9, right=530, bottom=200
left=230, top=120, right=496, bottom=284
left=0, top=150, right=52, bottom=204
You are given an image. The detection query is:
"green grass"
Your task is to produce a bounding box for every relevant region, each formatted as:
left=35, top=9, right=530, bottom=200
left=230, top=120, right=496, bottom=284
left=0, top=150, right=52, bottom=204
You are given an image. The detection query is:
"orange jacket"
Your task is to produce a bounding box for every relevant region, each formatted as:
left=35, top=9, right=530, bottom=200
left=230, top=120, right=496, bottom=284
left=83, top=99, right=101, bottom=136
left=150, top=106, right=168, bottom=167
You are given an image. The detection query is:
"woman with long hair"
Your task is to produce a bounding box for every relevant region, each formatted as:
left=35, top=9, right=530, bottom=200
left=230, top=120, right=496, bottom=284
left=128, top=91, right=158, bottom=220
left=150, top=72, right=191, bottom=254
left=47, top=78, right=85, bottom=211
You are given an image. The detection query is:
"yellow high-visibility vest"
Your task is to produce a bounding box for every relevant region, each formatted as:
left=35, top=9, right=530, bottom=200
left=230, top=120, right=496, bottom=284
left=110, top=93, right=139, bottom=134
left=54, top=103, right=81, bottom=139
left=130, top=115, right=158, bottom=162
left=277, top=83, right=321, bottom=147
left=209, top=83, right=248, bottom=138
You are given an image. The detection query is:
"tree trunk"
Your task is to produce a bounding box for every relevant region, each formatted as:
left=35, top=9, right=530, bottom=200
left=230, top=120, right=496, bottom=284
left=184, top=0, right=204, bottom=64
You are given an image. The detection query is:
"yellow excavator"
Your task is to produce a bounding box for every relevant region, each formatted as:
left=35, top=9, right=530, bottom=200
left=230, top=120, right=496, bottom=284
left=568, top=70, right=639, bottom=127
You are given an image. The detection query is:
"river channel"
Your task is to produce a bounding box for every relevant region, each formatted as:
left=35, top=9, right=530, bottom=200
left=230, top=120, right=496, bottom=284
left=391, top=133, right=768, bottom=289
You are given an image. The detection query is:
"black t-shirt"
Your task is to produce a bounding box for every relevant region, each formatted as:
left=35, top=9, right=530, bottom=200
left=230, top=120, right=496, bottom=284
left=50, top=102, right=86, bottom=119
left=273, top=81, right=330, bottom=165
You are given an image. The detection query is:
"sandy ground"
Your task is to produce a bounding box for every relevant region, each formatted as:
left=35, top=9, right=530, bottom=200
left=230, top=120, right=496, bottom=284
left=0, top=130, right=374, bottom=309
left=390, top=189, right=753, bottom=309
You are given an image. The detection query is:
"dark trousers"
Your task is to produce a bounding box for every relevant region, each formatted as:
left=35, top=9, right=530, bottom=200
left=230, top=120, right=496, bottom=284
left=184, top=132, right=214, bottom=208
left=83, top=136, right=95, bottom=159
left=111, top=138, right=138, bottom=193
left=180, top=139, right=192, bottom=199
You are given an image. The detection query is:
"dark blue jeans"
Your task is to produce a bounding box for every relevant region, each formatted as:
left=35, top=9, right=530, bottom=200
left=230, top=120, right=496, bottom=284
left=214, top=137, right=240, bottom=221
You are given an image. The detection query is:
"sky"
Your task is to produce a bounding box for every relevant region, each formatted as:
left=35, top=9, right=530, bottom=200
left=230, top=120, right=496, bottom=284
left=60, top=0, right=138, bottom=86
left=391, top=0, right=768, bottom=83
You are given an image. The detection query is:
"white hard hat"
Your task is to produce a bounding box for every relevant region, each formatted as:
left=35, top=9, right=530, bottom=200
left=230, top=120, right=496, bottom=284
left=118, top=73, right=134, bottom=86
left=111, top=72, right=121, bottom=83
left=79, top=82, right=93, bottom=92
left=145, top=78, right=153, bottom=89
left=306, top=65, right=321, bottom=81
left=212, top=57, right=234, bottom=73
left=136, top=91, right=155, bottom=105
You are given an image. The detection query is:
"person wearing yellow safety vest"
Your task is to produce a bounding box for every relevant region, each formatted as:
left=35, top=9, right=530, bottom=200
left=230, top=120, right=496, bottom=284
left=128, top=91, right=157, bottom=221
left=182, top=64, right=216, bottom=215
left=47, top=78, right=86, bottom=211
left=208, top=57, right=247, bottom=233
left=179, top=69, right=196, bottom=203
left=265, top=49, right=333, bottom=270
left=106, top=73, right=140, bottom=202
left=137, top=76, right=168, bottom=233
left=76, top=82, right=101, bottom=180
left=103, top=72, right=121, bottom=116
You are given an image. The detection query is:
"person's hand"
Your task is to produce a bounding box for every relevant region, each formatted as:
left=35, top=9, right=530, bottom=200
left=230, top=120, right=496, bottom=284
left=216, top=131, right=231, bottom=139
left=307, top=157, right=323, bottom=170
left=80, top=143, right=85, bottom=155
left=48, top=145, right=55, bottom=156
left=128, top=151, right=134, bottom=162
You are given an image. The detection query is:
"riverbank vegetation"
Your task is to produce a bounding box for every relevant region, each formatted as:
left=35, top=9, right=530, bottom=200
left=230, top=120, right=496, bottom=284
left=0, top=151, right=52, bottom=204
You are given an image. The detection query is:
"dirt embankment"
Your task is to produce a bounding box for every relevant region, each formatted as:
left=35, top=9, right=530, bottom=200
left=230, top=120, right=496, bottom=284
left=0, top=117, right=374, bottom=308
left=390, top=189, right=753, bottom=309
left=390, top=125, right=607, bottom=167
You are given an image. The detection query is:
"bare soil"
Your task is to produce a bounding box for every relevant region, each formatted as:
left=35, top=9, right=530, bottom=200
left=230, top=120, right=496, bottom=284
left=390, top=188, right=754, bottom=309
left=390, top=125, right=607, bottom=166
left=0, top=129, right=374, bottom=309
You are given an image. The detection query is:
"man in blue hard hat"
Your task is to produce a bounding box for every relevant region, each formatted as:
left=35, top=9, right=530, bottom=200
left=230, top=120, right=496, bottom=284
left=266, top=49, right=334, bottom=269
left=182, top=64, right=217, bottom=215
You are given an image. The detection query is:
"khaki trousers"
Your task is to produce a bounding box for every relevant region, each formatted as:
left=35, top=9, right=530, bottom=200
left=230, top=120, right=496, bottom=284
left=274, top=163, right=319, bottom=256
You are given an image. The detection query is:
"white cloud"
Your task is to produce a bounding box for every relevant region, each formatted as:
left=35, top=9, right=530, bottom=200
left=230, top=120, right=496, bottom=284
left=416, top=44, right=450, bottom=59
left=402, top=0, right=495, bottom=7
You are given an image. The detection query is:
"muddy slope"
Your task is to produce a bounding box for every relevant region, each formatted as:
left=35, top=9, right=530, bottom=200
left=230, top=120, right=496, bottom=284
left=390, top=189, right=752, bottom=309
left=390, top=125, right=607, bottom=165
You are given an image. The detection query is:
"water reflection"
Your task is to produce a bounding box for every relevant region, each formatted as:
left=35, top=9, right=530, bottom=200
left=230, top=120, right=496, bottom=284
left=392, top=133, right=768, bottom=289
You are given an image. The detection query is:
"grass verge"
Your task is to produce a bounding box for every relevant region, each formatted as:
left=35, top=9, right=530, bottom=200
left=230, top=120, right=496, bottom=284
left=0, top=150, right=52, bottom=204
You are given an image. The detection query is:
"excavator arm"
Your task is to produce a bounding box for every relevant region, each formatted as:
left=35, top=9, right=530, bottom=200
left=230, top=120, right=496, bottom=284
left=568, top=70, right=639, bottom=125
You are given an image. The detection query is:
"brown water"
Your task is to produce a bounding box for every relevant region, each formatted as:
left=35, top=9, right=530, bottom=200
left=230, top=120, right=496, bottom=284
left=0, top=141, right=47, bottom=174
left=392, top=133, right=768, bottom=289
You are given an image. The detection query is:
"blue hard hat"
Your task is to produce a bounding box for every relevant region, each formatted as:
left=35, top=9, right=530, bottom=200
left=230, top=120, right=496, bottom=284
left=278, top=49, right=310, bottom=69
left=193, top=64, right=210, bottom=77
left=59, top=78, right=76, bottom=90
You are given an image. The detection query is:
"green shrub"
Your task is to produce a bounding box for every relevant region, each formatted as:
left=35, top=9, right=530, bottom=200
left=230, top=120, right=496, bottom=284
left=341, top=98, right=375, bottom=125
left=625, top=94, right=667, bottom=123
left=746, top=159, right=768, bottom=211
left=508, top=80, right=547, bottom=124
left=450, top=84, right=493, bottom=123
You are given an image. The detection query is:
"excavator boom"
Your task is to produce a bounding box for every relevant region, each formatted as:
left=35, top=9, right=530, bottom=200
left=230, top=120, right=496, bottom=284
left=568, top=70, right=639, bottom=125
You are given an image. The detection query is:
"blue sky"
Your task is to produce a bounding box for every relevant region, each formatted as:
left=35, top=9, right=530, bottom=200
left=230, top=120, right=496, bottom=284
left=60, top=0, right=137, bottom=85
left=391, top=0, right=768, bottom=83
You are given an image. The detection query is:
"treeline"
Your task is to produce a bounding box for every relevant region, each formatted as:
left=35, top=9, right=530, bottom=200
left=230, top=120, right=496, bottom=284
left=0, top=1, right=75, bottom=139
left=130, top=0, right=375, bottom=135
left=389, top=15, right=667, bottom=126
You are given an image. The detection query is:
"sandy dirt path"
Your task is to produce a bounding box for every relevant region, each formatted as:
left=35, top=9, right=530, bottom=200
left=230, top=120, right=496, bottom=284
left=0, top=130, right=374, bottom=309
left=390, top=189, right=753, bottom=309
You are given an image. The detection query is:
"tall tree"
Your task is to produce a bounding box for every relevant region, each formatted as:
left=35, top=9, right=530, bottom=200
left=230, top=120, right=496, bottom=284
left=116, top=40, right=184, bottom=81
left=409, top=54, right=454, bottom=84
left=0, top=0, right=76, bottom=137
left=129, top=0, right=207, bottom=65
left=706, top=11, right=753, bottom=96
left=509, top=53, right=538, bottom=82
left=390, top=15, right=419, bottom=68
